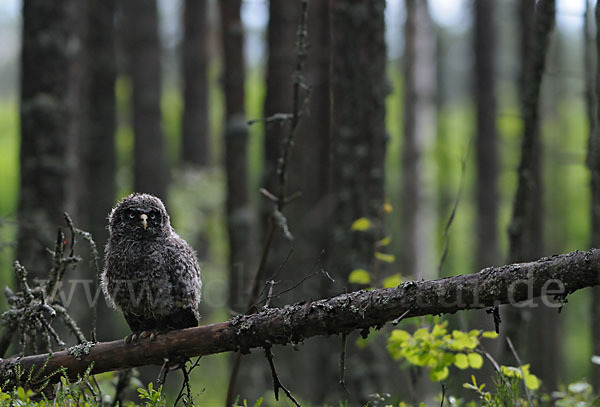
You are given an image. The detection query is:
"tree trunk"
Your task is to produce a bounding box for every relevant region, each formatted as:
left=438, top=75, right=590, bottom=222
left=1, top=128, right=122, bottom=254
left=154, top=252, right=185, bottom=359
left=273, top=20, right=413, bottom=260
left=181, top=0, right=210, bottom=167
left=505, top=0, right=556, bottom=389
left=261, top=0, right=334, bottom=402
left=589, top=0, right=600, bottom=392
left=78, top=0, right=118, bottom=342
left=474, top=0, right=500, bottom=271
left=17, top=0, right=77, bottom=278
left=402, top=0, right=436, bottom=280
left=220, top=0, right=251, bottom=314
left=122, top=0, right=169, bottom=202
left=329, top=0, right=389, bottom=403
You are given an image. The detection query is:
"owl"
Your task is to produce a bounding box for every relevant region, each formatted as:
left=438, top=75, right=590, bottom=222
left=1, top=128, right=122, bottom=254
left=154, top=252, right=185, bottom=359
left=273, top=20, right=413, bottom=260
left=101, top=193, right=202, bottom=340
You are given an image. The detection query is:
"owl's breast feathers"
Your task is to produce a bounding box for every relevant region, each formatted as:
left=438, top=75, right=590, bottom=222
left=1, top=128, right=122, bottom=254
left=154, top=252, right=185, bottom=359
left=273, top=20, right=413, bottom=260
left=101, top=232, right=202, bottom=328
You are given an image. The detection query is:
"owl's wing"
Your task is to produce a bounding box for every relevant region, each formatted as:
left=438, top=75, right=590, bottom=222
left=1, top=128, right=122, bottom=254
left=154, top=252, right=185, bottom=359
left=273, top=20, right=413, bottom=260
left=167, top=234, right=202, bottom=320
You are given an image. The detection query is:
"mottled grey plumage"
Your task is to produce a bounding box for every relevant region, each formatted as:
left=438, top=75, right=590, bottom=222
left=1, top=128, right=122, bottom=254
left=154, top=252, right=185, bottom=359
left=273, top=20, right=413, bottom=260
left=101, top=193, right=202, bottom=333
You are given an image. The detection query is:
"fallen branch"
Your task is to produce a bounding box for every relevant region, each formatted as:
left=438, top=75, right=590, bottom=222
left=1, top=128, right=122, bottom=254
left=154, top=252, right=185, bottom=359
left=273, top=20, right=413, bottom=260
left=1, top=249, right=599, bottom=384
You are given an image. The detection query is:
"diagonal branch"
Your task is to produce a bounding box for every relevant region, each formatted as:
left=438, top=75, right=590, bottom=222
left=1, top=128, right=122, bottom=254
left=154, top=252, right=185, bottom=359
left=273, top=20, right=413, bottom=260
left=1, top=249, right=599, bottom=385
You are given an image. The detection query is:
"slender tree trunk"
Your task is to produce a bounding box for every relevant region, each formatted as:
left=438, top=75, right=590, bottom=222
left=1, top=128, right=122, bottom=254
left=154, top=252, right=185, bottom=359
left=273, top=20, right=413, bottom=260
left=589, top=0, right=600, bottom=392
left=79, top=0, right=117, bottom=341
left=328, top=0, right=389, bottom=403
left=505, top=0, right=556, bottom=388
left=17, top=0, right=77, bottom=278
left=220, top=0, right=251, bottom=313
left=122, top=0, right=169, bottom=201
left=233, top=1, right=303, bottom=401
left=402, top=0, right=436, bottom=280
left=264, top=0, right=335, bottom=402
left=474, top=0, right=499, bottom=271
left=181, top=0, right=209, bottom=167
left=261, top=0, right=299, bottom=227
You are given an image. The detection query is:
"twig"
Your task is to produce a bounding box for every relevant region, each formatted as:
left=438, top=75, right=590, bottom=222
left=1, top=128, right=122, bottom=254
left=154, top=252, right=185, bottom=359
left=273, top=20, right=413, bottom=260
left=506, top=337, right=533, bottom=407
left=339, top=333, right=350, bottom=396
left=437, top=137, right=473, bottom=277
left=265, top=346, right=301, bottom=407
left=440, top=381, right=446, bottom=407
left=112, top=368, right=133, bottom=407
left=248, top=112, right=294, bottom=125
left=477, top=346, right=514, bottom=396
left=225, top=3, right=310, bottom=401
left=156, top=359, right=169, bottom=386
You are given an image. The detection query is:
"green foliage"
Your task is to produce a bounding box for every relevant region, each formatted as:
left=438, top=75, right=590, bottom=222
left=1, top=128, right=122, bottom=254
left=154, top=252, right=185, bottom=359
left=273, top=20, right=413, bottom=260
left=387, top=321, right=496, bottom=382
left=387, top=321, right=540, bottom=393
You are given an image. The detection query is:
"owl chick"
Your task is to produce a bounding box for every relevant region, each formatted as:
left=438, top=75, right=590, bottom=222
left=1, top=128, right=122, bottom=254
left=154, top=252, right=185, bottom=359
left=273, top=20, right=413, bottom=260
left=101, top=193, right=202, bottom=340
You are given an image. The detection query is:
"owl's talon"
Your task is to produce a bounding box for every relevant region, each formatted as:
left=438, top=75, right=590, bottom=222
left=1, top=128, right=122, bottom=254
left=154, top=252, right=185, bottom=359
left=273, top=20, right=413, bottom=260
left=150, top=332, right=156, bottom=341
left=140, top=331, right=150, bottom=339
left=124, top=334, right=133, bottom=344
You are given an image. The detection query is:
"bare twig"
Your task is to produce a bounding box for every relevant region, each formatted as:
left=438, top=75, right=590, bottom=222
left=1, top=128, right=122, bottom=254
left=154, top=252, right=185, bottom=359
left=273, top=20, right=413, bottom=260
left=506, top=337, right=533, bottom=407
left=339, top=333, right=350, bottom=396
left=265, top=346, right=301, bottom=407
left=437, top=137, right=472, bottom=277
left=225, top=2, right=310, bottom=403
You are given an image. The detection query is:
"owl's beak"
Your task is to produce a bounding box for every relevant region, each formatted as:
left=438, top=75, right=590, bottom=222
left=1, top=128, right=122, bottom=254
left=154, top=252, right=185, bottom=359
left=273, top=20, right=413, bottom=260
left=140, top=214, right=148, bottom=230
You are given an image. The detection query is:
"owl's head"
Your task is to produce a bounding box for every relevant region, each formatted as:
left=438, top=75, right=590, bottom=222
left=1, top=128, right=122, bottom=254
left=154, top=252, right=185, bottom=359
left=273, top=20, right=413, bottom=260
left=108, top=193, right=171, bottom=240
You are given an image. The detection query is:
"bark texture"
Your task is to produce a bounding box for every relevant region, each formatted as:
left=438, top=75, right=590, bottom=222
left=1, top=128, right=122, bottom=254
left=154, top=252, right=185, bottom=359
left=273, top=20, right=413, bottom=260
left=122, top=0, right=169, bottom=201
left=220, top=0, right=251, bottom=313
left=181, top=0, right=209, bottom=167
left=505, top=0, right=557, bottom=389
left=474, top=0, right=500, bottom=271
left=402, top=0, right=436, bottom=280
left=18, top=0, right=77, bottom=278
left=3, top=249, right=599, bottom=385
left=329, top=0, right=389, bottom=402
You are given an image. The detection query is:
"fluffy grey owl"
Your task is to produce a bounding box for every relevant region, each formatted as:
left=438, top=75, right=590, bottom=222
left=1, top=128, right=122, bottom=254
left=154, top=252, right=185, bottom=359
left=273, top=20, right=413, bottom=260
left=101, top=193, right=202, bottom=337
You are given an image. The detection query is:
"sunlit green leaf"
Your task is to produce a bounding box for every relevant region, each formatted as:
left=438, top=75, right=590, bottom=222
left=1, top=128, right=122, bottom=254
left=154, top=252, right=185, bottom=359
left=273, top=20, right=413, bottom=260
left=351, top=217, right=371, bottom=231
left=454, top=353, right=469, bottom=369
left=382, top=273, right=402, bottom=288
left=376, top=236, right=392, bottom=246
left=429, top=367, right=449, bottom=381
left=375, top=252, right=396, bottom=263
left=482, top=331, right=499, bottom=339
left=467, top=353, right=483, bottom=369
left=348, top=269, right=370, bottom=284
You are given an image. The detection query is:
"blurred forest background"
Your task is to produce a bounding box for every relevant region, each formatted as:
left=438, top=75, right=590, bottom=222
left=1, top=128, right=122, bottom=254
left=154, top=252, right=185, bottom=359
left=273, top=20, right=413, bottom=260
left=0, top=0, right=599, bottom=405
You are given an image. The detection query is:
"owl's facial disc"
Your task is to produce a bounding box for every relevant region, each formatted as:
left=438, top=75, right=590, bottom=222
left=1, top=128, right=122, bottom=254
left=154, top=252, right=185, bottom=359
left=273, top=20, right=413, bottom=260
left=140, top=213, right=148, bottom=230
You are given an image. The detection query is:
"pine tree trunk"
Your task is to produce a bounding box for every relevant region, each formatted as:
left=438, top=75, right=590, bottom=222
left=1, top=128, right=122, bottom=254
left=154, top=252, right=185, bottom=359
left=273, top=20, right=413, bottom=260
left=181, top=0, right=209, bottom=167
left=401, top=0, right=436, bottom=281
left=328, top=0, right=390, bottom=403
left=474, top=0, right=499, bottom=271
left=220, top=0, right=251, bottom=313
left=18, top=0, right=78, bottom=278
left=122, top=0, right=169, bottom=201
left=78, top=0, right=118, bottom=341
left=505, top=0, right=557, bottom=388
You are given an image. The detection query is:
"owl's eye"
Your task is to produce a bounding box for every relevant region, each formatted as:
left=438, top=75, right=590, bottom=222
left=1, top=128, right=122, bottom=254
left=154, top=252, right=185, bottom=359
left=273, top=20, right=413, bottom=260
left=150, top=212, right=156, bottom=220
left=128, top=211, right=136, bottom=219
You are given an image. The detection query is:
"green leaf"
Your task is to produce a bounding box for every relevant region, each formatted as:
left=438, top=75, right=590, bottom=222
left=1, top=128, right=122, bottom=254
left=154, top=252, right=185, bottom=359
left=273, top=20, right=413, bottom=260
left=429, top=366, right=449, bottom=381
left=454, top=353, right=469, bottom=369
left=376, top=236, right=392, bottom=246
left=382, top=273, right=402, bottom=288
left=524, top=373, right=540, bottom=390
left=482, top=331, right=499, bottom=339
left=389, top=329, right=411, bottom=343
left=467, top=353, right=483, bottom=369
left=375, top=252, right=396, bottom=263
left=351, top=217, right=371, bottom=231
left=348, top=269, right=371, bottom=285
